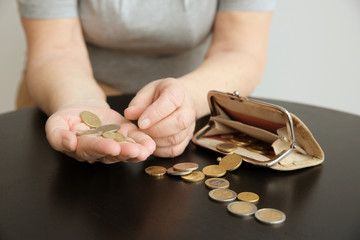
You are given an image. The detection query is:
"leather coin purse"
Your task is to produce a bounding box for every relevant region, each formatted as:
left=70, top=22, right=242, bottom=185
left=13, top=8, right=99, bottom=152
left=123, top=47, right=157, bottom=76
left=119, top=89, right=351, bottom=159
left=192, top=91, right=325, bottom=171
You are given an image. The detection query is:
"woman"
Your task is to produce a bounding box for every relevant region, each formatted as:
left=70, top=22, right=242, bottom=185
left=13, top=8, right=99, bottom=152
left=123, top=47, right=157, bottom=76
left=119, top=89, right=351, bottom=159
left=17, top=0, right=275, bottom=163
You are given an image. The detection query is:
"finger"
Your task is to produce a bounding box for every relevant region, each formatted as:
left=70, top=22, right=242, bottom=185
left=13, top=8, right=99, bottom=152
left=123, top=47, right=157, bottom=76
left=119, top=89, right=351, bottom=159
left=45, top=116, right=78, bottom=152
left=124, top=85, right=157, bottom=120
left=152, top=127, right=193, bottom=147
left=126, top=129, right=156, bottom=160
left=143, top=108, right=195, bottom=138
left=75, top=135, right=121, bottom=161
left=138, top=84, right=185, bottom=129
left=153, top=134, right=193, bottom=158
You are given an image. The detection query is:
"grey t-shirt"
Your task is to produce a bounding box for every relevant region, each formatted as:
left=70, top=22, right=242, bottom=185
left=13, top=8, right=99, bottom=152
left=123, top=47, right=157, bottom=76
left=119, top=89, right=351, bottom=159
left=18, top=0, right=276, bottom=93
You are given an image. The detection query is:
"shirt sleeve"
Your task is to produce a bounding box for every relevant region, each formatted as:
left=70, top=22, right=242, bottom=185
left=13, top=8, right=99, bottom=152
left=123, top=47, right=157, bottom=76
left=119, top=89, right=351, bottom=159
left=218, top=0, right=276, bottom=12
left=17, top=0, right=78, bottom=18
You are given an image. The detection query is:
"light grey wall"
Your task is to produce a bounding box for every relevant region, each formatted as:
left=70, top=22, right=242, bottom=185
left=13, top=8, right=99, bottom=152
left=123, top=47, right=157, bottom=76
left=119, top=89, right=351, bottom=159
left=253, top=0, right=360, bottom=116
left=1, top=0, right=360, bottom=116
left=0, top=0, right=26, bottom=113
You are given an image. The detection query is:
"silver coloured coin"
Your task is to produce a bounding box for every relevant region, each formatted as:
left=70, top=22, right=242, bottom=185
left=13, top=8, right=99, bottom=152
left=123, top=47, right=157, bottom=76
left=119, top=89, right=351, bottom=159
left=76, top=129, right=103, bottom=136
left=209, top=189, right=237, bottom=202
left=96, top=124, right=120, bottom=133
left=167, top=167, right=192, bottom=176
left=205, top=178, right=230, bottom=189
left=173, top=162, right=199, bottom=172
left=255, top=208, right=286, bottom=224
left=227, top=201, right=257, bottom=217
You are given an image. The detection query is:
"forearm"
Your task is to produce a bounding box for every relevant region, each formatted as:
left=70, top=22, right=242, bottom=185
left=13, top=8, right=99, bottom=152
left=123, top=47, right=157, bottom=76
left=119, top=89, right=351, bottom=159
left=25, top=54, right=108, bottom=115
left=179, top=49, right=265, bottom=119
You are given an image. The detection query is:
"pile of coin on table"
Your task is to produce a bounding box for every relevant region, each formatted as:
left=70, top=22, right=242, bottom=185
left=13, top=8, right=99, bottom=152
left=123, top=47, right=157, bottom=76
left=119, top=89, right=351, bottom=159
left=76, top=110, right=133, bottom=143
left=215, top=133, right=274, bottom=156
left=145, top=153, right=286, bottom=225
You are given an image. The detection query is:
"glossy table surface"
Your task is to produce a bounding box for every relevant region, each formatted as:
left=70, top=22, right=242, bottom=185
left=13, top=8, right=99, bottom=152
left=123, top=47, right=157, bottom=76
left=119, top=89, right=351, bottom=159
left=1, top=95, right=359, bottom=240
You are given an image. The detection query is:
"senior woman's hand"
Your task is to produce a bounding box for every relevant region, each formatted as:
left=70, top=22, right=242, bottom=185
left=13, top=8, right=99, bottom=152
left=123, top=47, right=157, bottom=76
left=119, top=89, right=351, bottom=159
left=124, top=78, right=197, bottom=157
left=45, top=104, right=156, bottom=163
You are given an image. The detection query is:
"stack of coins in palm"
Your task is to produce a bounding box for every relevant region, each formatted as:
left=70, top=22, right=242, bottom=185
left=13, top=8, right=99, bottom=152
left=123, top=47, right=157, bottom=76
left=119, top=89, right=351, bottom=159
left=145, top=153, right=286, bottom=225
left=77, top=110, right=132, bottom=143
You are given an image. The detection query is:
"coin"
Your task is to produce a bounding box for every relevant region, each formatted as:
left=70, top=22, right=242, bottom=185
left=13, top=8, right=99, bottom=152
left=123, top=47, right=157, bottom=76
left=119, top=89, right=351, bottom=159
left=181, top=170, right=205, bottom=182
left=167, top=167, right=192, bottom=176
left=227, top=201, right=258, bottom=217
left=80, top=111, right=101, bottom=128
left=76, top=129, right=103, bottom=136
left=102, top=132, right=126, bottom=142
left=205, top=178, right=230, bottom=189
left=96, top=124, right=120, bottom=133
left=216, top=142, right=238, bottom=153
left=230, top=135, right=257, bottom=147
left=145, top=166, right=167, bottom=177
left=255, top=208, right=286, bottom=224
left=173, top=162, right=199, bottom=172
left=209, top=189, right=237, bottom=202
left=202, top=165, right=227, bottom=177
left=237, top=192, right=260, bottom=204
left=246, top=145, right=269, bottom=155
left=219, top=153, right=242, bottom=171
left=220, top=134, right=234, bottom=139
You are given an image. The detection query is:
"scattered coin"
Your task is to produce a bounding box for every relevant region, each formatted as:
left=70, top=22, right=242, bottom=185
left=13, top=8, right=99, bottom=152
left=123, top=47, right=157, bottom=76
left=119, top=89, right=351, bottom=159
left=216, top=142, right=238, bottom=153
left=96, top=124, right=120, bottom=133
left=205, top=178, right=230, bottom=189
left=209, top=189, right=237, bottom=202
left=76, top=129, right=103, bottom=136
left=145, top=166, right=167, bottom=177
left=173, top=162, right=199, bottom=172
left=167, top=167, right=192, bottom=176
left=227, top=201, right=258, bottom=217
left=80, top=111, right=102, bottom=128
left=102, top=132, right=126, bottom=142
left=202, top=165, right=227, bottom=178
left=255, top=208, right=286, bottom=225
left=237, top=192, right=260, bottom=204
left=181, top=170, right=205, bottom=183
left=219, top=153, right=243, bottom=171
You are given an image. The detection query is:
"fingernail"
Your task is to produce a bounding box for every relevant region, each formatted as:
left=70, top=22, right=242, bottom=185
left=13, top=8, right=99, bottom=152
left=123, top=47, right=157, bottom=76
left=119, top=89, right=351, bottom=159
left=62, top=139, right=72, bottom=151
left=140, top=118, right=151, bottom=129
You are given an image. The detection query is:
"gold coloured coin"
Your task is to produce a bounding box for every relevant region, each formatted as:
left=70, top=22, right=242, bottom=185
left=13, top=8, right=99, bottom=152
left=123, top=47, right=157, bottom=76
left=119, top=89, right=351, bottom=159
left=230, top=135, right=257, bottom=147
left=220, top=134, right=234, bottom=139
left=173, top=162, right=199, bottom=172
left=102, top=132, right=125, bottom=142
left=205, top=178, right=230, bottom=189
left=167, top=167, right=192, bottom=176
left=145, top=166, right=167, bottom=177
left=237, top=192, right=260, bottom=204
left=216, top=142, right=238, bottom=153
left=255, top=208, right=286, bottom=224
left=246, top=145, right=269, bottom=155
left=96, top=124, right=120, bottom=133
left=219, top=153, right=243, bottom=171
left=209, top=189, right=237, bottom=202
left=80, top=111, right=101, bottom=128
left=202, top=165, right=227, bottom=178
left=227, top=201, right=258, bottom=217
left=76, top=129, right=103, bottom=136
left=181, top=171, right=205, bottom=183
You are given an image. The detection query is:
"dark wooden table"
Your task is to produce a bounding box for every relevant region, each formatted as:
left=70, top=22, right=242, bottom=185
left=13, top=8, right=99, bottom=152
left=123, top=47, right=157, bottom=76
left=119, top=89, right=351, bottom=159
left=1, top=95, right=359, bottom=240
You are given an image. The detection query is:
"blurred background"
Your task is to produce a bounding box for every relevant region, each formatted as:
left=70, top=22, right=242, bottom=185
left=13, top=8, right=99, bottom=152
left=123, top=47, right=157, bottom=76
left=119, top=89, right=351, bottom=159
left=1, top=0, right=359, bottom=115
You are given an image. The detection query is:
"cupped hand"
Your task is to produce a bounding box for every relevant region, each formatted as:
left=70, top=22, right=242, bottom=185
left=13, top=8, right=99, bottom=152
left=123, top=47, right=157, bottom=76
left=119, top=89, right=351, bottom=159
left=124, top=78, right=197, bottom=157
left=45, top=105, right=156, bottom=163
